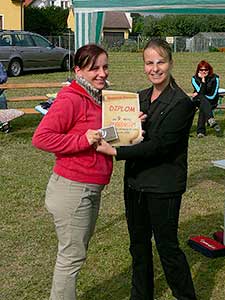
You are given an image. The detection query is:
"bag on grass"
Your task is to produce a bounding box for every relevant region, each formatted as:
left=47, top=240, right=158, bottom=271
left=188, top=235, right=225, bottom=258
left=213, top=231, right=224, bottom=244
left=0, top=93, right=7, bottom=109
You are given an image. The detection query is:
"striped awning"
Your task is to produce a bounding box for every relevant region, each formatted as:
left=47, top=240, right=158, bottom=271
left=72, top=0, right=225, bottom=14
left=72, top=0, right=225, bottom=51
left=74, top=12, right=104, bottom=51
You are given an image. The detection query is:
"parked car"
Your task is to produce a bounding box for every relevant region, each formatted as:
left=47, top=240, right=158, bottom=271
left=0, top=30, right=74, bottom=77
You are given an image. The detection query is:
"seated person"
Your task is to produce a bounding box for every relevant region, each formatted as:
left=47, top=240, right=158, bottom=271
left=191, top=60, right=221, bottom=137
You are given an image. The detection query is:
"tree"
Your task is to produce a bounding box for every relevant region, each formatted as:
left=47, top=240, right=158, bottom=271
left=131, top=13, right=145, bottom=34
left=24, top=6, right=69, bottom=36
left=140, top=14, right=225, bottom=38
left=143, top=16, right=162, bottom=37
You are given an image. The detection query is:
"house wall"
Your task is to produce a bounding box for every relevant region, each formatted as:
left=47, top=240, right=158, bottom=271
left=0, top=1, right=24, bottom=30
left=31, top=0, right=71, bottom=8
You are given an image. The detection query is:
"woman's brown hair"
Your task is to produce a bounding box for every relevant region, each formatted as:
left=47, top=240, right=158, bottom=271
left=74, top=44, right=108, bottom=71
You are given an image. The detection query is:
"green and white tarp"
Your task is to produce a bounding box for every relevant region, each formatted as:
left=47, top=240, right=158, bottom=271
left=72, top=0, right=225, bottom=50
left=74, top=12, right=104, bottom=51
left=72, top=0, right=225, bottom=14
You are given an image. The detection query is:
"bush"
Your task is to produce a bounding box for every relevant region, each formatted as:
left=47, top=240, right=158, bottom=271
left=209, top=46, right=220, bottom=52
left=24, top=6, right=69, bottom=36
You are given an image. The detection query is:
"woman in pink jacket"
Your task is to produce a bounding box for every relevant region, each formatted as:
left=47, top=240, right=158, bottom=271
left=32, top=44, right=113, bottom=300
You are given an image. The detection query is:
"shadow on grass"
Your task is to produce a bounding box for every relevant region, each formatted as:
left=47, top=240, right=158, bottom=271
left=188, top=164, right=225, bottom=188
left=96, top=213, right=126, bottom=235
left=80, top=213, right=225, bottom=300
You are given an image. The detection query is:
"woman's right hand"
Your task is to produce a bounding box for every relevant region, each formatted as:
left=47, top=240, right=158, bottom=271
left=85, top=129, right=102, bottom=145
left=198, top=72, right=206, bottom=83
left=96, top=140, right=117, bottom=156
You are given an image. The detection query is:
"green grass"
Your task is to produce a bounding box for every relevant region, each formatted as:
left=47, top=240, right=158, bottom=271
left=1, top=52, right=225, bottom=300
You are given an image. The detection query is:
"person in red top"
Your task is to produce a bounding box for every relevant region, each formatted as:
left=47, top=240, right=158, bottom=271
left=32, top=44, right=113, bottom=300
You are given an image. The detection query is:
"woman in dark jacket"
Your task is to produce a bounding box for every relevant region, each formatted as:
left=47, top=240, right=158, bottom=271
left=97, top=38, right=197, bottom=300
left=192, top=60, right=221, bottom=137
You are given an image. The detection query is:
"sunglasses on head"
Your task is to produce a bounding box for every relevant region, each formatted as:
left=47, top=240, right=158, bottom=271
left=199, top=68, right=209, bottom=71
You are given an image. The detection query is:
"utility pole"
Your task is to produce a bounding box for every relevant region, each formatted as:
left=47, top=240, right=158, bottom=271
left=20, top=0, right=24, bottom=30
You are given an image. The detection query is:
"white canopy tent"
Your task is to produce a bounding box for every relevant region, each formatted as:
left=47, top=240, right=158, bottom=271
left=72, top=0, right=225, bottom=50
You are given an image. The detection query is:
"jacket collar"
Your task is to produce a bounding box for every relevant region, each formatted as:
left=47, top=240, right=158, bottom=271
left=69, top=80, right=102, bottom=106
left=70, top=80, right=90, bottom=96
left=140, top=81, right=178, bottom=105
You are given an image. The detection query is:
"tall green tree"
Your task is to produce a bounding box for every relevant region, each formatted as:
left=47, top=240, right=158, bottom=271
left=24, top=6, right=69, bottom=36
left=131, top=13, right=145, bottom=34
left=143, top=16, right=162, bottom=37
left=140, top=14, right=225, bottom=38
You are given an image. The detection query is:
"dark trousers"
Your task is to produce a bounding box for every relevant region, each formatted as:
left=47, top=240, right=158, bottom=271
left=193, top=94, right=218, bottom=134
left=125, top=188, right=197, bottom=300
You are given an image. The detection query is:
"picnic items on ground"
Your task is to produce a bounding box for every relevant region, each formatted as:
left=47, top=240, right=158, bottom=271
left=0, top=109, right=24, bottom=133
left=35, top=93, right=57, bottom=115
left=188, top=159, right=225, bottom=258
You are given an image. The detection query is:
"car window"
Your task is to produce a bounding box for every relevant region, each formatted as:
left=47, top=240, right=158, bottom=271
left=31, top=35, right=52, bottom=48
left=14, top=34, right=34, bottom=47
left=0, top=34, right=12, bottom=46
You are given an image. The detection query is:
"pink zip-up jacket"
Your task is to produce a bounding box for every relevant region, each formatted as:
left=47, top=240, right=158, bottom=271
left=32, top=80, right=113, bottom=185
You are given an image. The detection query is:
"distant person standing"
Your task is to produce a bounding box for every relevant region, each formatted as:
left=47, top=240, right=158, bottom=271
left=191, top=60, right=221, bottom=137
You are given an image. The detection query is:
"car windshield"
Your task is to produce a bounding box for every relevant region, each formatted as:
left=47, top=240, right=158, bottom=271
left=31, top=35, right=52, bottom=48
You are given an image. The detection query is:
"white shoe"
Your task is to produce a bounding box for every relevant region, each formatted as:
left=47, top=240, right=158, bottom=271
left=197, top=133, right=205, bottom=138
left=208, top=117, right=217, bottom=127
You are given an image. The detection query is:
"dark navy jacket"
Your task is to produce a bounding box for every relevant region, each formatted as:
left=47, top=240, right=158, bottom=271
left=116, top=80, right=195, bottom=195
left=192, top=74, right=219, bottom=104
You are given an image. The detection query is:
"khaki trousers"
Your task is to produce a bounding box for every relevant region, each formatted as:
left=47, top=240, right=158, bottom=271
left=45, top=173, right=104, bottom=300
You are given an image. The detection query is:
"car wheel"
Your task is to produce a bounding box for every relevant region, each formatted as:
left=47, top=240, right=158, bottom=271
left=8, top=59, right=23, bottom=77
left=61, top=55, right=72, bottom=71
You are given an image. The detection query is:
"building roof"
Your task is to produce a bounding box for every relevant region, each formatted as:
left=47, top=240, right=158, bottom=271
left=24, top=0, right=34, bottom=7
left=104, top=12, right=131, bottom=29
left=193, top=32, right=225, bottom=38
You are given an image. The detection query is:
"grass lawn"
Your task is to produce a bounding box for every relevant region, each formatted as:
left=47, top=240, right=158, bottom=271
left=1, top=52, right=225, bottom=300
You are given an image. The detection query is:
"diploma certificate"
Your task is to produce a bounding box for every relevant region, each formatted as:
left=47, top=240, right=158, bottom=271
left=102, top=90, right=143, bottom=146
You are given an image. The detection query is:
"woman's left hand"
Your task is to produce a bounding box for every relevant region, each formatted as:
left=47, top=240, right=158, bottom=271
left=192, top=92, right=198, bottom=98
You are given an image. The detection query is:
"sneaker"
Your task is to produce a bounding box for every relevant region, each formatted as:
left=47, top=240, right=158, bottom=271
left=208, top=117, right=217, bottom=127
left=0, top=122, right=11, bottom=133
left=214, top=124, right=222, bottom=137
left=197, top=133, right=205, bottom=138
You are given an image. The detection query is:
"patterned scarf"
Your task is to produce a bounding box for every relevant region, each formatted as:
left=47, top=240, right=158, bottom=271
left=76, top=76, right=103, bottom=106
